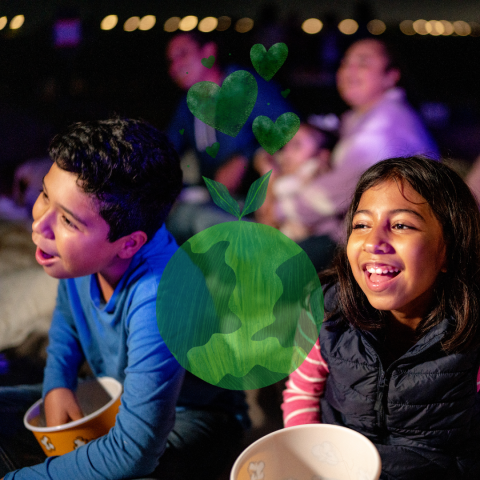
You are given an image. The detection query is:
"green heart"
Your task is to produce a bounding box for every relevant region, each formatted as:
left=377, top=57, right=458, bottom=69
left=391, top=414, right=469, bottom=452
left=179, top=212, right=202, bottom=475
left=187, top=70, right=258, bottom=137
left=206, top=142, right=220, bottom=158
left=201, top=55, right=215, bottom=69
left=179, top=128, right=185, bottom=135
left=252, top=113, right=300, bottom=155
left=250, top=43, right=288, bottom=81
left=281, top=88, right=290, bottom=98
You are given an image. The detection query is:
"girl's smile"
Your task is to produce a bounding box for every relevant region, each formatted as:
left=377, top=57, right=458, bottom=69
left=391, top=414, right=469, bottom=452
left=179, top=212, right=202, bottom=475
left=347, top=179, right=447, bottom=327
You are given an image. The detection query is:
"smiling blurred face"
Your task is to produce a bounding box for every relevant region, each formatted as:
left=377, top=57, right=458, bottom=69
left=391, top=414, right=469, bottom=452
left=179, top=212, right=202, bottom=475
left=276, top=126, right=320, bottom=175
left=346, top=179, right=447, bottom=325
left=337, top=39, right=400, bottom=112
left=31, top=163, right=125, bottom=280
left=167, top=34, right=211, bottom=90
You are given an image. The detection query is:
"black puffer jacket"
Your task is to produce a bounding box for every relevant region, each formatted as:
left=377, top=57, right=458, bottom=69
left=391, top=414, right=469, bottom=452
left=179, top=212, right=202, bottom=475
left=320, top=300, right=480, bottom=479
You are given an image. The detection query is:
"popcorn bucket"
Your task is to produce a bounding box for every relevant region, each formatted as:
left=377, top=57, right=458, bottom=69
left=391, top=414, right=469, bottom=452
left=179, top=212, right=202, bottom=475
left=24, top=377, right=122, bottom=456
left=231, top=424, right=381, bottom=480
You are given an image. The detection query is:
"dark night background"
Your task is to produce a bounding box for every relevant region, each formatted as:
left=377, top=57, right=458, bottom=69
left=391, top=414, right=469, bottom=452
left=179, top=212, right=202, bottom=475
left=1, top=0, right=480, bottom=191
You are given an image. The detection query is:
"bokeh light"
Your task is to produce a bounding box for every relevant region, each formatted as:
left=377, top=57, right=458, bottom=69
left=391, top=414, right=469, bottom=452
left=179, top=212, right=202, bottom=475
left=124, top=16, right=140, bottom=32
left=399, top=20, right=415, bottom=35
left=0, top=17, right=7, bottom=31
left=139, top=15, right=156, bottom=31
left=302, top=18, right=323, bottom=34
left=413, top=19, right=428, bottom=35
left=440, top=20, right=454, bottom=35
left=216, top=16, right=231, bottom=31
left=164, top=17, right=180, bottom=32
left=453, top=20, right=471, bottom=36
left=198, top=17, right=218, bottom=33
left=179, top=15, right=198, bottom=32
left=235, top=18, right=254, bottom=33
left=338, top=19, right=358, bottom=35
left=101, top=15, right=118, bottom=31
left=10, top=15, right=24, bottom=30
left=428, top=20, right=444, bottom=36
left=367, top=19, right=386, bottom=35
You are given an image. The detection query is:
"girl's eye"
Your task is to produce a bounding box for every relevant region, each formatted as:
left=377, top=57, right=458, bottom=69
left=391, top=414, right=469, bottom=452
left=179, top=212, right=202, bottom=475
left=40, top=189, right=48, bottom=200
left=392, top=223, right=412, bottom=230
left=352, top=223, right=369, bottom=229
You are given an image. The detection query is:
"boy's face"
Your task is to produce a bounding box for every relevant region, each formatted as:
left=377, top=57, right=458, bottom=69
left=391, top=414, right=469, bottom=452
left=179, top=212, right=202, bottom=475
left=32, top=163, right=126, bottom=280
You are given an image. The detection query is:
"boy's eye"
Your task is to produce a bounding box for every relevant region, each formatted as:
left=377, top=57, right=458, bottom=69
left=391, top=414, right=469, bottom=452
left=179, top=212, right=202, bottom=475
left=62, top=215, right=76, bottom=228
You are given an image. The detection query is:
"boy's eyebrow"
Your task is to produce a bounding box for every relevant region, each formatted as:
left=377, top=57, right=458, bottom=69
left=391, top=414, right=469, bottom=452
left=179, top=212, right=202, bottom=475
left=353, top=208, right=426, bottom=222
left=42, top=177, right=89, bottom=227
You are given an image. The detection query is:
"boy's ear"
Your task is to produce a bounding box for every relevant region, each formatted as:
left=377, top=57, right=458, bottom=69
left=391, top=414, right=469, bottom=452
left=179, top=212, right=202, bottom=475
left=117, top=231, right=148, bottom=259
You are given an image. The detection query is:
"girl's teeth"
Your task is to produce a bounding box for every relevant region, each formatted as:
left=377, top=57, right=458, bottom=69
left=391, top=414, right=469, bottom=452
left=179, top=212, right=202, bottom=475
left=367, top=266, right=400, bottom=274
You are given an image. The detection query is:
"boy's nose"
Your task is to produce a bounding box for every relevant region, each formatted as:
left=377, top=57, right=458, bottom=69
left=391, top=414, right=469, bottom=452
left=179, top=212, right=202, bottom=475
left=32, top=202, right=54, bottom=239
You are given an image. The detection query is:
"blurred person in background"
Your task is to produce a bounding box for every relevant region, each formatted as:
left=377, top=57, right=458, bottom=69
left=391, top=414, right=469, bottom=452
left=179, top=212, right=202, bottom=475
left=254, top=123, right=335, bottom=271
left=276, top=38, right=438, bottom=270
left=165, top=30, right=291, bottom=244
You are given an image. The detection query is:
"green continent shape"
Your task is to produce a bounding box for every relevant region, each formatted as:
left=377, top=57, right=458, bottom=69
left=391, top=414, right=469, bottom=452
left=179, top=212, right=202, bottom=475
left=251, top=249, right=323, bottom=356
left=156, top=240, right=241, bottom=369
left=185, top=222, right=314, bottom=386
left=186, top=70, right=258, bottom=137
left=156, top=221, right=324, bottom=390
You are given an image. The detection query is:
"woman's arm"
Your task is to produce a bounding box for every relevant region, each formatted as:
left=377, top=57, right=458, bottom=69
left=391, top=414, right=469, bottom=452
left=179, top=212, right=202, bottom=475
left=281, top=338, right=329, bottom=427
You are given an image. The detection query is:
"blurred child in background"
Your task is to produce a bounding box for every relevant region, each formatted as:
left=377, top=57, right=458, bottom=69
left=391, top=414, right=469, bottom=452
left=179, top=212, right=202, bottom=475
left=254, top=123, right=336, bottom=271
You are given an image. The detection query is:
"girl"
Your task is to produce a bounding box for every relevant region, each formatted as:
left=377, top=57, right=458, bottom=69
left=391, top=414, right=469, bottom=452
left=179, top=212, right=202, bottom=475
left=282, top=156, right=480, bottom=480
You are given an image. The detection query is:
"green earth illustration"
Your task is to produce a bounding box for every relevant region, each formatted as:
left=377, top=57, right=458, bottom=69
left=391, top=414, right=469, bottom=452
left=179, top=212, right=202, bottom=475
left=156, top=172, right=324, bottom=390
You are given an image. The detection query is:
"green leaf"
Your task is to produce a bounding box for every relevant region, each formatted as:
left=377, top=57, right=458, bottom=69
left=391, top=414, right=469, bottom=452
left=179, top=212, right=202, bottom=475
left=203, top=176, right=241, bottom=219
left=240, top=170, right=272, bottom=219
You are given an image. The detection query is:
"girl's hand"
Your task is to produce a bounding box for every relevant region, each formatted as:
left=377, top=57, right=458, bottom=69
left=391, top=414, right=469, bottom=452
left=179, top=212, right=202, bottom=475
left=44, top=388, right=83, bottom=427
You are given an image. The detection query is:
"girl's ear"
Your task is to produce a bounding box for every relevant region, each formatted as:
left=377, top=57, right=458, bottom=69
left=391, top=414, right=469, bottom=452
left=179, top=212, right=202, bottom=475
left=440, top=252, right=448, bottom=273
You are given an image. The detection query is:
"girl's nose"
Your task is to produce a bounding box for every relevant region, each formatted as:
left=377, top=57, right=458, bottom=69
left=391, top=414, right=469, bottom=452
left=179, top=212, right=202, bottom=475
left=364, top=226, right=393, bottom=254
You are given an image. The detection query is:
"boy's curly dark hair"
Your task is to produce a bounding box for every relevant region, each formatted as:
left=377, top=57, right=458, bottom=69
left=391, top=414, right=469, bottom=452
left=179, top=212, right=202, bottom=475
left=320, top=156, right=480, bottom=354
left=49, top=117, right=183, bottom=242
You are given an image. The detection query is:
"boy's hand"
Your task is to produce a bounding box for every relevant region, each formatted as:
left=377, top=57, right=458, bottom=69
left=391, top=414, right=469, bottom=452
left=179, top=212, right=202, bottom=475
left=44, top=388, right=83, bottom=427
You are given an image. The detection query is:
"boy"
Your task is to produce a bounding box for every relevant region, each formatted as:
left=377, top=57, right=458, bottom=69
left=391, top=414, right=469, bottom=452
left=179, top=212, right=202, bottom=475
left=0, top=118, right=248, bottom=480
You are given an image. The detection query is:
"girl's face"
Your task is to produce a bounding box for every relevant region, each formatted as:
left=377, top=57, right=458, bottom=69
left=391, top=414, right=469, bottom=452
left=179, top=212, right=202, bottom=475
left=347, top=179, right=447, bottom=325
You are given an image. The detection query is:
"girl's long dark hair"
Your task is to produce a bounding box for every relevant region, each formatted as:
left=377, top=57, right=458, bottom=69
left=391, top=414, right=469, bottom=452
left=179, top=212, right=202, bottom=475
left=320, top=156, right=480, bottom=353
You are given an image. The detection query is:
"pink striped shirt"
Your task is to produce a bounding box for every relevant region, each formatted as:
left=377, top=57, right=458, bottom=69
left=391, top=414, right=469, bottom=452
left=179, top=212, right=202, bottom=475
left=282, top=338, right=480, bottom=428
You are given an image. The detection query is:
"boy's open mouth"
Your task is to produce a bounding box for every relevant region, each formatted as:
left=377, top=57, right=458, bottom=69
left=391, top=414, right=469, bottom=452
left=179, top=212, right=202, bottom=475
left=35, top=246, right=58, bottom=265
left=39, top=249, right=55, bottom=259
